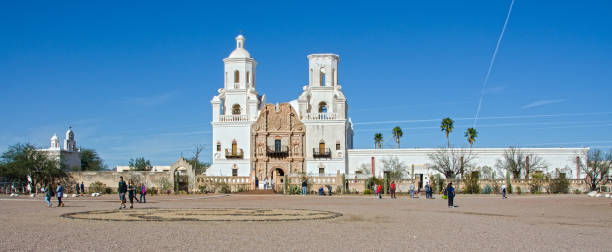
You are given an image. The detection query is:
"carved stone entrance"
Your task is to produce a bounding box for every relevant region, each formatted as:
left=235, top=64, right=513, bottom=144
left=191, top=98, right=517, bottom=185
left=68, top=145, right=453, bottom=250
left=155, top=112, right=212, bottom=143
left=251, top=103, right=305, bottom=191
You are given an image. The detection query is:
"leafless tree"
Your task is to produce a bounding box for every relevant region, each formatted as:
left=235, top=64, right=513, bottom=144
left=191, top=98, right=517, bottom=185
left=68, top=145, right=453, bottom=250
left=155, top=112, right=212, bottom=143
left=190, top=144, right=207, bottom=175
left=495, top=147, right=547, bottom=179
left=427, top=148, right=476, bottom=180
left=381, top=156, right=409, bottom=181
left=357, top=163, right=371, bottom=175
left=575, top=149, right=611, bottom=191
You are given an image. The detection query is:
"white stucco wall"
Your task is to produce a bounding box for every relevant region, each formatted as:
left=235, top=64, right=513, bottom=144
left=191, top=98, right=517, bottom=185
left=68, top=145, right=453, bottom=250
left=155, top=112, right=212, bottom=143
left=347, top=148, right=589, bottom=180
left=208, top=123, right=252, bottom=176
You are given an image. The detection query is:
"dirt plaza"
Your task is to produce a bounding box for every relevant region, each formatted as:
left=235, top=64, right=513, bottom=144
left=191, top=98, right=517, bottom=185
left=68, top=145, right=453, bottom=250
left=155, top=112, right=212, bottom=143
left=1, top=194, right=610, bottom=251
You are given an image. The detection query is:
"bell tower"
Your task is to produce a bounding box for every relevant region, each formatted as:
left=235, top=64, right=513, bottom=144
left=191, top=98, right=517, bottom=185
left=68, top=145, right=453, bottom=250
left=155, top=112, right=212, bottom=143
left=208, top=35, right=265, bottom=177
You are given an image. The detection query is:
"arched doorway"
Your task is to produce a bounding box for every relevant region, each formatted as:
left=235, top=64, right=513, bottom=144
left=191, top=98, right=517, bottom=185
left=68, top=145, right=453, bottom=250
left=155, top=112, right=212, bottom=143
left=269, top=168, right=285, bottom=193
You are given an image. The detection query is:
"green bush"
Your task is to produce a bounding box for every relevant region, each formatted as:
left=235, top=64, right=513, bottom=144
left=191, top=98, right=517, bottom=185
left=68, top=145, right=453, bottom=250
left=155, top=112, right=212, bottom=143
left=464, top=172, right=480, bottom=194
left=104, top=187, right=112, bottom=194
left=516, top=186, right=521, bottom=195
left=218, top=182, right=231, bottom=194
left=146, top=187, right=158, bottom=195
left=363, top=189, right=373, bottom=195
left=481, top=184, right=492, bottom=194
left=528, top=172, right=545, bottom=194
left=549, top=174, right=570, bottom=194
left=287, top=185, right=301, bottom=195
left=365, top=177, right=383, bottom=191
left=506, top=172, right=513, bottom=194
left=574, top=189, right=582, bottom=194
left=89, top=181, right=106, bottom=193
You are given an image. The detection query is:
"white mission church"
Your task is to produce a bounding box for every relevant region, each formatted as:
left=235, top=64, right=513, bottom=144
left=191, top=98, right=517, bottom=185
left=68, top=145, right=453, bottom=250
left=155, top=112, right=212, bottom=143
left=207, top=35, right=588, bottom=184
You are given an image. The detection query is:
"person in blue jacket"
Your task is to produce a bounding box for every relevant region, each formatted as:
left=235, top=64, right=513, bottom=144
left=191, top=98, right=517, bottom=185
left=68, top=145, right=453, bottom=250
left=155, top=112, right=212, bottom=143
left=56, top=183, right=64, bottom=207
left=447, top=182, right=455, bottom=208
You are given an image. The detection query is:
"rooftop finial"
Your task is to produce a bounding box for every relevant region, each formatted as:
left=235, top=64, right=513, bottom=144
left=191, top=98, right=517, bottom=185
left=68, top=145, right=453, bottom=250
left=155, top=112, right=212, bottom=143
left=236, top=34, right=245, bottom=49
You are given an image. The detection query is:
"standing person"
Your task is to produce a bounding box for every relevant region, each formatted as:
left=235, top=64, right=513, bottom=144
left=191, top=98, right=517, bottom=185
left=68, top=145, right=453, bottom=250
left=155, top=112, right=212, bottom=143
left=56, top=183, right=64, bottom=207
left=255, top=177, right=259, bottom=189
left=75, top=183, right=80, bottom=195
left=127, top=179, right=137, bottom=208
left=390, top=181, right=396, bottom=199
left=263, top=178, right=268, bottom=190
left=44, top=184, right=53, bottom=207
left=140, top=183, right=146, bottom=203
left=301, top=179, right=308, bottom=195
left=409, top=181, right=415, bottom=199
left=80, top=182, right=85, bottom=195
left=376, top=184, right=382, bottom=199
left=447, top=182, right=455, bottom=208
left=425, top=182, right=431, bottom=199
left=271, top=179, right=275, bottom=191
left=501, top=184, right=507, bottom=199
left=118, top=176, right=127, bottom=209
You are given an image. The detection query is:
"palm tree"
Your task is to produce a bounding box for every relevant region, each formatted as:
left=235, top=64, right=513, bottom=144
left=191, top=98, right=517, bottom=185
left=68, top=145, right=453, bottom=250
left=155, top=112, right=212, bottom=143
left=440, top=117, right=454, bottom=148
left=374, top=133, right=383, bottom=149
left=392, top=126, right=403, bottom=148
left=464, top=127, right=478, bottom=148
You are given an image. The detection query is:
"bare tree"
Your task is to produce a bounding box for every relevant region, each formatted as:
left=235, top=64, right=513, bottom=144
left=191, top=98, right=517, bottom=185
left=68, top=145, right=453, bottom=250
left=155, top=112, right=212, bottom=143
left=189, top=144, right=208, bottom=175
left=427, top=148, right=476, bottom=180
left=381, top=156, right=408, bottom=181
left=357, top=163, right=371, bottom=175
left=495, top=147, right=547, bottom=179
left=575, top=149, right=611, bottom=191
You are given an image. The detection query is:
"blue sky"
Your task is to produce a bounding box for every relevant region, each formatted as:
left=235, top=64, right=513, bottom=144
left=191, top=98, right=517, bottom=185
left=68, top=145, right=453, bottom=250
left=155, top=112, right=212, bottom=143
left=1, top=1, right=611, bottom=168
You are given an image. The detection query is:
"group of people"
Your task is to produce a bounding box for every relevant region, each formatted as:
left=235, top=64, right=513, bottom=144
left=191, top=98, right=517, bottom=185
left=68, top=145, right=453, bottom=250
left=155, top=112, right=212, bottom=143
left=74, top=182, right=85, bottom=195
left=41, top=181, right=85, bottom=208
left=117, top=176, right=147, bottom=209
left=254, top=177, right=275, bottom=190
left=372, top=181, right=456, bottom=208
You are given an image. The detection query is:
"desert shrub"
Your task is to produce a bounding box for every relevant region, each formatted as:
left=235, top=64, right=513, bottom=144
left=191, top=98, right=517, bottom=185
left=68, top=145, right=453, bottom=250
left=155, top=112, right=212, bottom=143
left=365, top=177, right=383, bottom=191
left=89, top=181, right=105, bottom=193
left=549, top=173, right=569, bottom=194
left=506, top=172, right=513, bottom=194
left=286, top=185, right=301, bottom=195
left=491, top=180, right=500, bottom=194
left=146, top=187, right=158, bottom=195
left=198, top=184, right=207, bottom=193
left=516, top=186, right=521, bottom=195
left=178, top=190, right=187, bottom=195
left=481, top=184, right=492, bottom=194
left=236, top=185, right=247, bottom=193
left=363, top=189, right=373, bottom=195
left=104, top=187, right=112, bottom=194
left=158, top=177, right=172, bottom=191
left=218, top=182, right=231, bottom=194
left=464, top=172, right=480, bottom=194
left=528, top=172, right=545, bottom=194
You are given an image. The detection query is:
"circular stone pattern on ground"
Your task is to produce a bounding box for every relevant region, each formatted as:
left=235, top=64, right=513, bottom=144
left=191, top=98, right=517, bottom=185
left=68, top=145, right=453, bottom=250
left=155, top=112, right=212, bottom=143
left=62, top=208, right=342, bottom=222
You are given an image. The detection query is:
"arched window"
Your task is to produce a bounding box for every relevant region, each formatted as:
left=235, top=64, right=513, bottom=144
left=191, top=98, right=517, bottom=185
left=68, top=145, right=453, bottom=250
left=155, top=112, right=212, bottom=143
left=318, top=102, right=327, bottom=113
left=232, top=140, right=237, bottom=155
left=234, top=70, right=240, bottom=83
left=319, top=140, right=326, bottom=154
left=232, top=104, right=241, bottom=115
left=216, top=142, right=221, bottom=152
left=320, top=68, right=326, bottom=86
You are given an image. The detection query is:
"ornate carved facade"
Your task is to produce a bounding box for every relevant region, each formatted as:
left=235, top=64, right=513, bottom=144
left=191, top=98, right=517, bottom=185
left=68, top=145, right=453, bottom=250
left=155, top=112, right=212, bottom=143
left=251, top=103, right=305, bottom=189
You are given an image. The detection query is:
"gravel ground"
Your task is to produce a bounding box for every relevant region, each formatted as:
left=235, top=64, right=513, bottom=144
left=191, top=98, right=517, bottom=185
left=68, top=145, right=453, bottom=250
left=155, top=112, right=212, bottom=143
left=1, top=194, right=610, bottom=251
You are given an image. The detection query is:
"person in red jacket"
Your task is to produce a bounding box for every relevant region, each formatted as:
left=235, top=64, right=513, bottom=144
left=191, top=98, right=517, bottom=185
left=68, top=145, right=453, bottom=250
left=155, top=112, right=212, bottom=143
left=390, top=181, right=396, bottom=199
left=376, top=184, right=382, bottom=199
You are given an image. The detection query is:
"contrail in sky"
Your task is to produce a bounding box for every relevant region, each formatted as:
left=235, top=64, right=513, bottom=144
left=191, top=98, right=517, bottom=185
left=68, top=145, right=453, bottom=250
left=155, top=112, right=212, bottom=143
left=473, top=0, right=516, bottom=128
